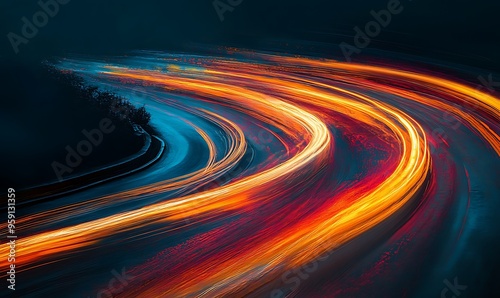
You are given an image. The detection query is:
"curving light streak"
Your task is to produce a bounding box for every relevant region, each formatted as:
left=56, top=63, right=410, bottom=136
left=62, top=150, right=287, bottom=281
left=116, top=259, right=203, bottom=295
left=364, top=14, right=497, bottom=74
left=4, top=51, right=499, bottom=297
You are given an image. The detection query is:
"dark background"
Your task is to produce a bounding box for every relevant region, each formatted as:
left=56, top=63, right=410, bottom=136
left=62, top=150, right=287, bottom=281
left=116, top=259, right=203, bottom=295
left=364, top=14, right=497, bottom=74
left=0, top=1, right=498, bottom=296
left=1, top=0, right=499, bottom=69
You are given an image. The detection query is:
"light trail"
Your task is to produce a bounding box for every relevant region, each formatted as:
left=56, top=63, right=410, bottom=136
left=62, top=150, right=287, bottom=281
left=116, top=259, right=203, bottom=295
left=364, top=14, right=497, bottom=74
left=5, top=51, right=499, bottom=297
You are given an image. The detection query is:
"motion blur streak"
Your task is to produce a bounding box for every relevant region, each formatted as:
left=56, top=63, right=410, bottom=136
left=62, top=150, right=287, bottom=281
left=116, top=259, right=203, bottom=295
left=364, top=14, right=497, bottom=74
left=4, top=51, right=499, bottom=297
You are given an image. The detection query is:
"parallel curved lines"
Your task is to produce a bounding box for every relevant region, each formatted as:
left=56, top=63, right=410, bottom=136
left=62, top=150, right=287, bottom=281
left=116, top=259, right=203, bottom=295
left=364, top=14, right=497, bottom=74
left=4, top=52, right=499, bottom=298
left=102, top=58, right=430, bottom=297
left=18, top=108, right=246, bottom=232
left=0, top=65, right=332, bottom=270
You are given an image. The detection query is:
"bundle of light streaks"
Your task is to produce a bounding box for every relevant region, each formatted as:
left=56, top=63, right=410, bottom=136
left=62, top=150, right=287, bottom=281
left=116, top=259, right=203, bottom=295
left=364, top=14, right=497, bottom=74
left=5, top=51, right=499, bottom=297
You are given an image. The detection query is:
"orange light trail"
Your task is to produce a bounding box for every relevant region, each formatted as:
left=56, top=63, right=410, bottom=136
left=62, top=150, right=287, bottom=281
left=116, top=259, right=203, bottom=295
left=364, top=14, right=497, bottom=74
left=5, top=52, right=499, bottom=297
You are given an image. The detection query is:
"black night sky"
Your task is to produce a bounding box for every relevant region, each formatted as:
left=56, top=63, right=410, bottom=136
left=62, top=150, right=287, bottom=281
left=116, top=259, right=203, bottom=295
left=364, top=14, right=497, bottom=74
left=1, top=0, right=499, bottom=69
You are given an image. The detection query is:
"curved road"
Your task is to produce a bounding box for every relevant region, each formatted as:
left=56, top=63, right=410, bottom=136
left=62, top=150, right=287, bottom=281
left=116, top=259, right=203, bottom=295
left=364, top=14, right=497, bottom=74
left=2, top=51, right=499, bottom=298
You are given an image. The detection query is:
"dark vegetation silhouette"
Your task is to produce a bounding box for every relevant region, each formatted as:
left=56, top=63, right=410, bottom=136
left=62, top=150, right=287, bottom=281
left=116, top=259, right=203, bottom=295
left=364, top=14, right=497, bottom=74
left=47, top=66, right=152, bottom=127
left=0, top=61, right=149, bottom=188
